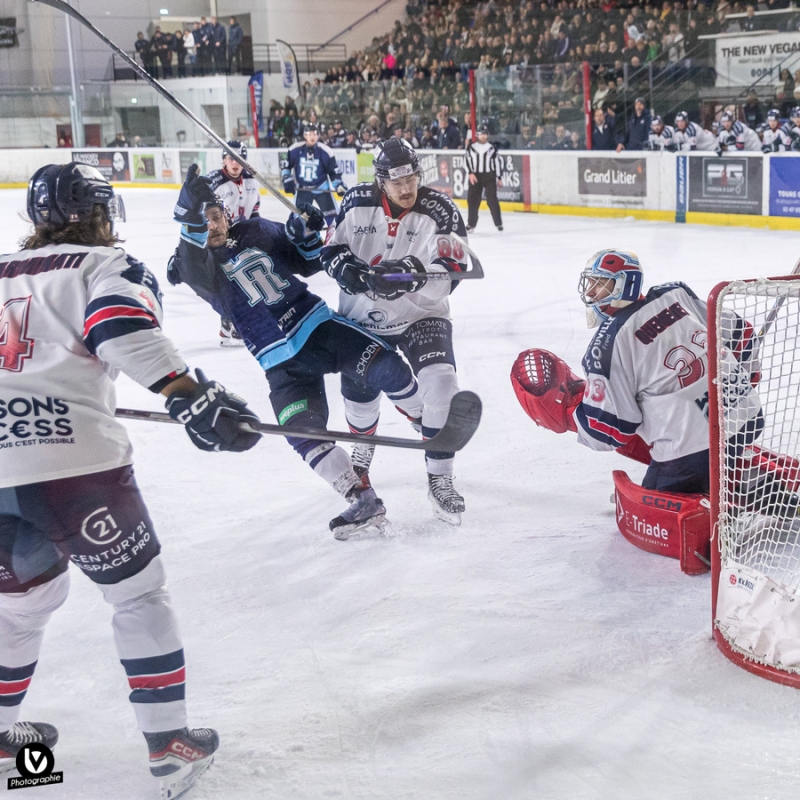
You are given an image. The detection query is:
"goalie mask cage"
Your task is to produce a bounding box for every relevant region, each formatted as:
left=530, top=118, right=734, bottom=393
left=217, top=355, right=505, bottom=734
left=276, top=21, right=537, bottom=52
left=709, top=277, right=800, bottom=688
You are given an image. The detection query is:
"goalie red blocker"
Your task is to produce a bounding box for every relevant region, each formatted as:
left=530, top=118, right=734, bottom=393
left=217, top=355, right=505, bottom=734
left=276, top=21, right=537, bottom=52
left=512, top=348, right=710, bottom=573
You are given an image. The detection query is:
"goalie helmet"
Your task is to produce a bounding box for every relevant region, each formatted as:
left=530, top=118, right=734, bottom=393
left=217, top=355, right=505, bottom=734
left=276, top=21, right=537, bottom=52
left=373, top=138, right=421, bottom=187
left=223, top=140, right=247, bottom=161
left=579, top=249, right=643, bottom=328
left=27, top=162, right=125, bottom=229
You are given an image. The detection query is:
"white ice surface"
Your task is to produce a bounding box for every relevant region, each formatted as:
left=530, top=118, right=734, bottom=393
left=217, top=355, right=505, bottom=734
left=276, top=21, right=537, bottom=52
left=2, top=189, right=800, bottom=799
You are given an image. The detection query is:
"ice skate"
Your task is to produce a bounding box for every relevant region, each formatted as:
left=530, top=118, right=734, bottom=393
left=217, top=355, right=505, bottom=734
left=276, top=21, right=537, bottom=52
left=428, top=473, right=465, bottom=526
left=0, top=722, right=58, bottom=774
left=145, top=726, right=219, bottom=800
left=351, top=441, right=376, bottom=488
left=330, top=486, right=387, bottom=540
left=219, top=318, right=245, bottom=347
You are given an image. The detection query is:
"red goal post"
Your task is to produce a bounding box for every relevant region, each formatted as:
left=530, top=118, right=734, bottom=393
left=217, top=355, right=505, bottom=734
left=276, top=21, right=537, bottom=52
left=708, top=276, right=800, bottom=688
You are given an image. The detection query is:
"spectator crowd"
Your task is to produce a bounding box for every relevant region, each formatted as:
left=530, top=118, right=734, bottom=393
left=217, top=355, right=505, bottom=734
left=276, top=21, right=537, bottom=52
left=134, top=16, right=244, bottom=78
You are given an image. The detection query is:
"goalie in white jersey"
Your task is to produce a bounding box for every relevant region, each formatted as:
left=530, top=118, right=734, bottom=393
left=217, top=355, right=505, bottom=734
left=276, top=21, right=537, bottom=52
left=0, top=163, right=260, bottom=794
left=321, top=138, right=470, bottom=524
left=511, top=249, right=764, bottom=496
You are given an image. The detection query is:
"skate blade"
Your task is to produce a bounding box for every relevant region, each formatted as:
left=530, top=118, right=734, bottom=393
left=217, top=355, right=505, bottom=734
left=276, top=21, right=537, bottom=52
left=428, top=494, right=463, bottom=526
left=333, top=514, right=388, bottom=541
left=160, top=755, right=214, bottom=800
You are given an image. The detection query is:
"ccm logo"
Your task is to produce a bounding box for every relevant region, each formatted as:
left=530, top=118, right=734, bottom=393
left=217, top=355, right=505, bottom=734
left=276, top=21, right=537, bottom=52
left=642, top=496, right=682, bottom=511
left=170, top=742, right=204, bottom=762
left=420, top=351, right=446, bottom=362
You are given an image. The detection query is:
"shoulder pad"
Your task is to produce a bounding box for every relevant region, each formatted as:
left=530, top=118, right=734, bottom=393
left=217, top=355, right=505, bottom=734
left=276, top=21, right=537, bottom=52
left=206, top=169, right=226, bottom=189
left=288, top=142, right=305, bottom=152
left=648, top=281, right=699, bottom=301
left=317, top=142, right=335, bottom=156
left=414, top=187, right=466, bottom=235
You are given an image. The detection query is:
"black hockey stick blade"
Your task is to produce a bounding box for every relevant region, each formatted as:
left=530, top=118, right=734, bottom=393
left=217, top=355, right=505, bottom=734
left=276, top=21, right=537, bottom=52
left=371, top=234, right=485, bottom=283
left=115, top=390, right=481, bottom=452
left=29, top=0, right=303, bottom=218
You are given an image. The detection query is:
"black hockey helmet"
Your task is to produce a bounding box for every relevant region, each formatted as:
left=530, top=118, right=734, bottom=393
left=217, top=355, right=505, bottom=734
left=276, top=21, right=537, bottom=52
left=674, top=110, right=689, bottom=126
left=27, top=162, right=125, bottom=228
left=303, top=122, right=320, bottom=135
left=223, top=140, right=247, bottom=161
left=476, top=122, right=490, bottom=135
left=767, top=108, right=781, bottom=122
left=651, top=115, right=664, bottom=129
left=373, top=138, right=420, bottom=186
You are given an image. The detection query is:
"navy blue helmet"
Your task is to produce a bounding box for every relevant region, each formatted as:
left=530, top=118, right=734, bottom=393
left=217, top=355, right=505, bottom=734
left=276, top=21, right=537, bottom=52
left=27, top=162, right=125, bottom=228
left=223, top=140, right=247, bottom=161
left=373, top=138, right=420, bottom=186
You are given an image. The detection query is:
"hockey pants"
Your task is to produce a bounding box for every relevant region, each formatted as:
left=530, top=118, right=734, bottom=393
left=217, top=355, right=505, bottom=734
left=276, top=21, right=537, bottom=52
left=341, top=318, right=460, bottom=475
left=0, top=467, right=187, bottom=734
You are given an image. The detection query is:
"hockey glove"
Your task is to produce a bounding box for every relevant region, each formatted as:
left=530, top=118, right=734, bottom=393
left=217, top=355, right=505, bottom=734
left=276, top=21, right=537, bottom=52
left=166, top=247, right=182, bottom=286
left=325, top=250, right=370, bottom=295
left=286, top=202, right=325, bottom=241
left=365, top=256, right=428, bottom=301
left=333, top=179, right=347, bottom=197
left=166, top=368, right=261, bottom=453
left=174, top=164, right=217, bottom=226
left=281, top=170, right=297, bottom=195
left=761, top=142, right=775, bottom=154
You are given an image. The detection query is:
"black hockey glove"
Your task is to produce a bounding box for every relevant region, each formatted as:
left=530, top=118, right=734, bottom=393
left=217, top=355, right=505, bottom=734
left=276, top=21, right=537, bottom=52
left=166, top=247, right=182, bottom=286
left=174, top=164, right=217, bottom=226
left=325, top=250, right=370, bottom=295
left=286, top=202, right=325, bottom=242
left=166, top=369, right=261, bottom=453
left=665, top=142, right=678, bottom=153
left=365, top=256, right=428, bottom=301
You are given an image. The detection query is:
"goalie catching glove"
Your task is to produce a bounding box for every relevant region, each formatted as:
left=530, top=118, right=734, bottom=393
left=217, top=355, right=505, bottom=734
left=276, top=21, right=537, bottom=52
left=511, top=349, right=585, bottom=434
left=166, top=368, right=262, bottom=452
left=365, top=256, right=428, bottom=300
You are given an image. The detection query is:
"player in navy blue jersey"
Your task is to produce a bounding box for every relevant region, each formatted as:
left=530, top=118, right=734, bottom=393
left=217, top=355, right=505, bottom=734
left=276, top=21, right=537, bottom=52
left=169, top=165, right=423, bottom=537
left=280, top=123, right=346, bottom=226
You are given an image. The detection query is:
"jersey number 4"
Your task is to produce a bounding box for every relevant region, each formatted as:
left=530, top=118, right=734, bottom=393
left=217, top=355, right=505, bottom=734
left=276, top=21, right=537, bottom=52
left=221, top=249, right=290, bottom=306
left=0, top=296, right=34, bottom=372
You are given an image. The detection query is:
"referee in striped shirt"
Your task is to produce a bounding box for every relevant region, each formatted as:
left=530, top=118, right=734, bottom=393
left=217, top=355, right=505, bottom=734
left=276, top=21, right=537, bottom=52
left=465, top=124, right=503, bottom=233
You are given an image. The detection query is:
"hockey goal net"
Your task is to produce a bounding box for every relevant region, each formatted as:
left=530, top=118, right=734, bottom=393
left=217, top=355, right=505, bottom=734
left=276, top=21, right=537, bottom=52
left=709, top=276, right=800, bottom=687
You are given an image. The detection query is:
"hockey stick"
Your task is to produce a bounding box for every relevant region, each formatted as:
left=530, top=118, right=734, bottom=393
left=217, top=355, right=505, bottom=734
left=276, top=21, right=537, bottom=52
left=30, top=0, right=303, bottom=218
left=370, top=233, right=485, bottom=283
left=116, top=390, right=482, bottom=452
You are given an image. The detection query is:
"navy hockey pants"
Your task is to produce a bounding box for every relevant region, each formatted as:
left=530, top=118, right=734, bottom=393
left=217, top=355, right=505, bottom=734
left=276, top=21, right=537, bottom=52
left=265, top=318, right=416, bottom=461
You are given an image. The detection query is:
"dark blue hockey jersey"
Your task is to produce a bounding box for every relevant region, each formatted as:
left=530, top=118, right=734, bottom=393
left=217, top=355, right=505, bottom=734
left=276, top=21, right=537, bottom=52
left=174, top=217, right=331, bottom=369
left=281, top=142, right=342, bottom=191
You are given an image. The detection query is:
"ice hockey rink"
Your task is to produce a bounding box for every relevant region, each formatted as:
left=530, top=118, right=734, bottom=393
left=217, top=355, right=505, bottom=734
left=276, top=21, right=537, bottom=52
left=2, top=187, right=800, bottom=799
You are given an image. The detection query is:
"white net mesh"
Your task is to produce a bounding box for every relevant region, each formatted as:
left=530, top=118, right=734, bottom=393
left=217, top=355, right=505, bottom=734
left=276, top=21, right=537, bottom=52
left=714, top=279, right=800, bottom=673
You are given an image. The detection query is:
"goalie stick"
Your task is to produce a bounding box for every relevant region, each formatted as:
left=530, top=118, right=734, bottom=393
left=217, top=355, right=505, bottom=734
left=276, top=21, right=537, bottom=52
left=30, top=0, right=301, bottom=217
left=117, top=390, right=482, bottom=453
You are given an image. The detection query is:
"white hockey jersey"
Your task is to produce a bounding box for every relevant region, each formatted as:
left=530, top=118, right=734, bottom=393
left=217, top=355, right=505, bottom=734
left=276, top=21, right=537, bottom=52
left=761, top=123, right=794, bottom=152
left=0, top=243, right=185, bottom=488
left=717, top=121, right=761, bottom=152
left=207, top=167, right=261, bottom=224
left=672, top=122, right=716, bottom=151
left=321, top=182, right=468, bottom=335
left=647, top=125, right=677, bottom=150
left=575, top=283, right=761, bottom=464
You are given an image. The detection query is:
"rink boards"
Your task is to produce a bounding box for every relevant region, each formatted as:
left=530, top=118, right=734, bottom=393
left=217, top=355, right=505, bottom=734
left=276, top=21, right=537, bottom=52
left=2, top=147, right=800, bottom=230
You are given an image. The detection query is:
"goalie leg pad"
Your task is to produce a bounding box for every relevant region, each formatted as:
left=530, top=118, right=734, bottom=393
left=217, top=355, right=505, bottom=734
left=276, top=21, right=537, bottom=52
left=613, top=470, right=710, bottom=575
left=510, top=349, right=585, bottom=435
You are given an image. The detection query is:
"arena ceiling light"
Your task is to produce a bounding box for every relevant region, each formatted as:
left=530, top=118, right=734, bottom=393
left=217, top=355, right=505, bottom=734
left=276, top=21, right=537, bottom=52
left=130, top=97, right=138, bottom=104
left=159, top=8, right=169, bottom=14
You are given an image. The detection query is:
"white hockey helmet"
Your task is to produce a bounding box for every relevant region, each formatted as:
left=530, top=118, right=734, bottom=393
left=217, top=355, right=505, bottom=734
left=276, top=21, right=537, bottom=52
left=579, top=249, right=643, bottom=328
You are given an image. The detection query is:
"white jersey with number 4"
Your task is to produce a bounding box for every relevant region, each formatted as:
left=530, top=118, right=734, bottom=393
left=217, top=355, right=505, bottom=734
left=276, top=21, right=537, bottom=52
left=0, top=243, right=185, bottom=488
left=575, top=282, right=760, bottom=463
left=321, top=182, right=468, bottom=335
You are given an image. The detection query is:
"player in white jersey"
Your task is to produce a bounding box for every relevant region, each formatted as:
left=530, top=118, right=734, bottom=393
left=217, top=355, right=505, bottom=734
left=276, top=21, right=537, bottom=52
left=646, top=116, right=678, bottom=151
left=716, top=111, right=761, bottom=153
left=321, top=138, right=470, bottom=523
left=511, top=249, right=764, bottom=495
left=206, top=140, right=260, bottom=347
left=672, top=111, right=717, bottom=151
left=0, top=163, right=260, bottom=794
left=759, top=108, right=793, bottom=152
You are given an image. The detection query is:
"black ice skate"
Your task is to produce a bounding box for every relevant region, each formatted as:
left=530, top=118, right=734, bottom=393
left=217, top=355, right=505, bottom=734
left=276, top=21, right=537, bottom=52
left=428, top=473, right=465, bottom=525
left=144, top=727, right=219, bottom=800
left=219, top=317, right=245, bottom=347
left=0, top=722, right=58, bottom=774
left=330, top=486, right=387, bottom=540
left=351, top=441, right=376, bottom=488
